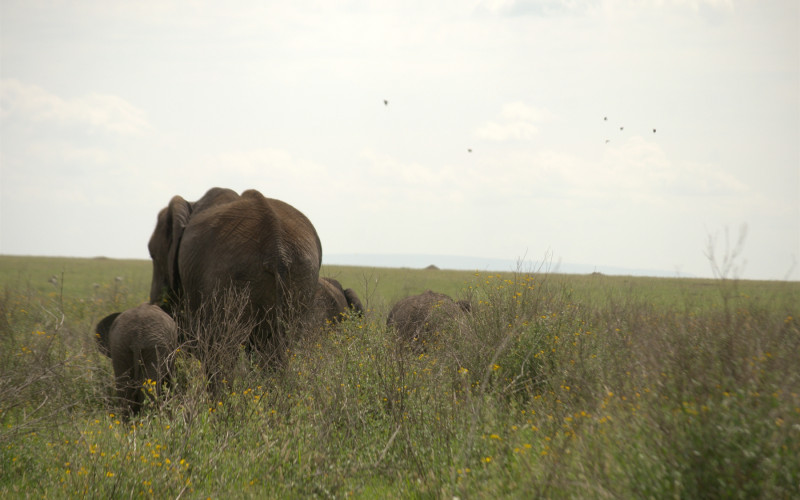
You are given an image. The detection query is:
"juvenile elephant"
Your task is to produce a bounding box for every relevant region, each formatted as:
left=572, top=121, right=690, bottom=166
left=148, top=187, right=322, bottom=367
left=387, top=290, right=470, bottom=349
left=95, top=304, right=178, bottom=415
left=309, top=277, right=365, bottom=328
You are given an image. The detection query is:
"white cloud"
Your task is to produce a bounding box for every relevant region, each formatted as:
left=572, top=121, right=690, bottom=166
left=475, top=0, right=735, bottom=17
left=550, top=136, right=750, bottom=201
left=475, top=120, right=540, bottom=141
left=500, top=101, right=555, bottom=122
left=474, top=102, right=553, bottom=141
left=0, top=79, right=150, bottom=135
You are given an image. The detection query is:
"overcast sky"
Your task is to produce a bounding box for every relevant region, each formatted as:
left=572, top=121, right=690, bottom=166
left=1, top=0, right=798, bottom=280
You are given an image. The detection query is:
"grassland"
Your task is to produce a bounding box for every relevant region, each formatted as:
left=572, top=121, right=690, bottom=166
left=1, top=255, right=798, bottom=498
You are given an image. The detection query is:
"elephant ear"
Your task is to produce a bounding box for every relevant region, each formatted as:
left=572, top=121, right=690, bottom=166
left=166, top=196, right=192, bottom=291
left=344, top=289, right=364, bottom=316
left=95, top=312, right=121, bottom=357
left=149, top=195, right=191, bottom=304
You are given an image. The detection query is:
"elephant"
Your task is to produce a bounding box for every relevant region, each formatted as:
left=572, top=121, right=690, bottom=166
left=309, top=277, right=365, bottom=328
left=386, top=290, right=471, bottom=350
left=148, top=187, right=322, bottom=369
left=95, top=303, right=178, bottom=415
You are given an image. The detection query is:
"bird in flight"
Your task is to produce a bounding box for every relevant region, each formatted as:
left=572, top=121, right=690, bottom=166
left=383, top=99, right=388, bottom=106
left=653, top=128, right=657, bottom=133
left=619, top=126, right=624, bottom=131
left=603, top=116, right=607, bottom=121
left=467, top=148, right=473, bottom=153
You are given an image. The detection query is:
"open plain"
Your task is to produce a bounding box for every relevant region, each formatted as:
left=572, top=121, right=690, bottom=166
left=1, top=255, right=798, bottom=498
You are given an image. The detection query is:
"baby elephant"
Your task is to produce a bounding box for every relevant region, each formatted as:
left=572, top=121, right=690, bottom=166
left=95, top=304, right=178, bottom=415
left=387, top=290, right=471, bottom=349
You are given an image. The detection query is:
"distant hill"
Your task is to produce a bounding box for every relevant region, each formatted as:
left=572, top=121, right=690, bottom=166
left=323, top=254, right=679, bottom=278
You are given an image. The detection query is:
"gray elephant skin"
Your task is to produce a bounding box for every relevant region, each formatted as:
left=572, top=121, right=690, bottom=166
left=148, top=187, right=322, bottom=364
left=387, top=290, right=470, bottom=348
left=95, top=303, right=178, bottom=415
left=309, top=277, right=365, bottom=327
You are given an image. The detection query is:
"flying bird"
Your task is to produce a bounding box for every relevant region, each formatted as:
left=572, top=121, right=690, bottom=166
left=653, top=128, right=657, bottom=133
left=467, top=148, right=472, bottom=153
left=619, top=126, right=624, bottom=131
left=605, top=139, right=610, bottom=144
left=383, top=99, right=388, bottom=106
left=603, top=116, right=607, bottom=121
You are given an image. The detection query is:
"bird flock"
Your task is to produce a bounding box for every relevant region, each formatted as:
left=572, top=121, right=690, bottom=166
left=604, top=115, right=657, bottom=144
left=382, top=99, right=657, bottom=151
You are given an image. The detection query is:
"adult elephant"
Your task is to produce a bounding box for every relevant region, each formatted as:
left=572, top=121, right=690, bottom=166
left=387, top=290, right=470, bottom=350
left=148, top=187, right=322, bottom=366
left=95, top=303, right=178, bottom=416
left=309, top=277, right=365, bottom=328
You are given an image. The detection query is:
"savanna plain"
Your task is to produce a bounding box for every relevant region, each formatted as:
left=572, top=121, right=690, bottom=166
left=1, top=255, right=798, bottom=498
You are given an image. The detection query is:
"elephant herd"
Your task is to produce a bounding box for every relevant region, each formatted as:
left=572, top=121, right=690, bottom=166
left=95, top=187, right=469, bottom=415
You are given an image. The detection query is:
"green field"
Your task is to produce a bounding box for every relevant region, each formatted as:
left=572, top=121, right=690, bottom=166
left=1, top=255, right=798, bottom=498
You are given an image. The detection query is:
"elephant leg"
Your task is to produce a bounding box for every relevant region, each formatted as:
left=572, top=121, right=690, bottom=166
left=140, top=347, right=164, bottom=405
left=112, top=353, right=138, bottom=416
left=114, top=370, right=141, bottom=416
left=130, top=353, right=146, bottom=415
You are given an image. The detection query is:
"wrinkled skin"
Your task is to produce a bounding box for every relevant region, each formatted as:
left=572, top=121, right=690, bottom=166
left=308, top=277, right=365, bottom=328
left=387, top=290, right=470, bottom=348
left=95, top=304, right=177, bottom=415
left=148, top=187, right=322, bottom=366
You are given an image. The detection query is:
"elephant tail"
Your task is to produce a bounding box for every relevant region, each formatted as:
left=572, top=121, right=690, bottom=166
left=260, top=249, right=291, bottom=362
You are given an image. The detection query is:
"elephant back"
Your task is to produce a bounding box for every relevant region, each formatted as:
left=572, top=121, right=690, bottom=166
left=110, top=304, right=178, bottom=353
left=387, top=290, right=465, bottom=346
left=172, top=188, right=322, bottom=361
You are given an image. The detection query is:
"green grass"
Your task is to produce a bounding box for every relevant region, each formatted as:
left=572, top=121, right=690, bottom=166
left=2, top=255, right=798, bottom=498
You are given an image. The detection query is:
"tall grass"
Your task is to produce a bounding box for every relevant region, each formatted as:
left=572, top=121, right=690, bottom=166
left=1, top=256, right=798, bottom=497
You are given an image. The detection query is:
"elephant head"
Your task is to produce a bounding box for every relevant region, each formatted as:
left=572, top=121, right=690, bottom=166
left=310, top=278, right=349, bottom=328
left=95, top=304, right=178, bottom=416
left=309, top=277, right=365, bottom=328
left=321, top=277, right=364, bottom=318
left=148, top=187, right=322, bottom=370
left=387, top=290, right=470, bottom=350
left=343, top=289, right=365, bottom=317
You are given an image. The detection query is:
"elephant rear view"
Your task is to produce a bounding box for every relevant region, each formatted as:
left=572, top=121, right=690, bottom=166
left=387, top=290, right=471, bottom=351
left=148, top=187, right=322, bottom=367
left=95, top=304, right=178, bottom=415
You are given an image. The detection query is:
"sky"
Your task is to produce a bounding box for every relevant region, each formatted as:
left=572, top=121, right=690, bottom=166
left=1, top=0, right=798, bottom=280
